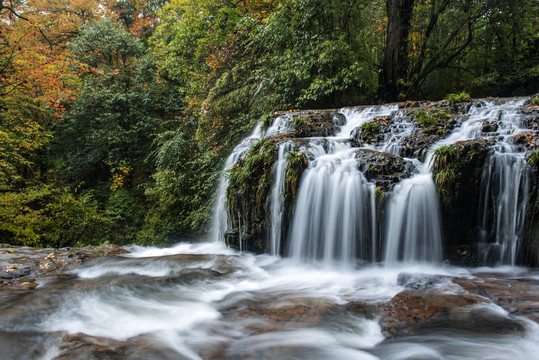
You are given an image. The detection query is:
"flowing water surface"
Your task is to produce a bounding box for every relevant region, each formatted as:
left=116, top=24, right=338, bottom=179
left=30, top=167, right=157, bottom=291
left=1, top=242, right=538, bottom=359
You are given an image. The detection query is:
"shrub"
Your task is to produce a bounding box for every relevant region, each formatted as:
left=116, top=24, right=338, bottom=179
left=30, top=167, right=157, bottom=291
left=445, top=92, right=472, bottom=103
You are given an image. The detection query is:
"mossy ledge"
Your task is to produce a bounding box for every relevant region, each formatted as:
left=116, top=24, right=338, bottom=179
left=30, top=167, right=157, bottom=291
left=225, top=138, right=276, bottom=252
left=431, top=139, right=492, bottom=264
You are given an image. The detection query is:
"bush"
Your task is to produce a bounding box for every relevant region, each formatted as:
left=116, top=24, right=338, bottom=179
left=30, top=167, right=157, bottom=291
left=445, top=92, right=472, bottom=103
left=0, top=185, right=112, bottom=248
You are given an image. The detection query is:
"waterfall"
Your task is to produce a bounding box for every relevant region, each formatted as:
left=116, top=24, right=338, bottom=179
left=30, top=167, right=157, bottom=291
left=212, top=97, right=534, bottom=267
left=287, top=144, right=376, bottom=266
left=384, top=174, right=443, bottom=264
left=269, top=141, right=293, bottom=256
left=209, top=123, right=262, bottom=242
left=478, top=148, right=529, bottom=265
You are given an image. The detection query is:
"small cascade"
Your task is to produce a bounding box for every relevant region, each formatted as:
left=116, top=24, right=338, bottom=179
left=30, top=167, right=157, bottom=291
left=384, top=173, right=443, bottom=264
left=269, top=141, right=294, bottom=256
left=338, top=105, right=399, bottom=138
left=209, top=123, right=262, bottom=242
left=287, top=143, right=376, bottom=266
left=478, top=147, right=529, bottom=265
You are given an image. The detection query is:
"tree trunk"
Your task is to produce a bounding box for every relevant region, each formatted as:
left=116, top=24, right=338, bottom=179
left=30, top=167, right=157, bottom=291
left=380, top=0, right=415, bottom=102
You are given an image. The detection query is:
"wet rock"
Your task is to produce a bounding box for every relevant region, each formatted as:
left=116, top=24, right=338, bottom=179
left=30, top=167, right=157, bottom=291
left=453, top=275, right=539, bottom=323
left=0, top=245, right=127, bottom=290
left=510, top=131, right=539, bottom=150
left=523, top=166, right=539, bottom=266
left=355, top=149, right=413, bottom=191
left=481, top=120, right=499, bottom=133
left=343, top=301, right=383, bottom=319
left=220, top=294, right=338, bottom=334
left=430, top=138, right=494, bottom=263
left=55, top=333, right=187, bottom=360
left=272, top=110, right=345, bottom=138
left=379, top=288, right=525, bottom=338
left=521, top=103, right=539, bottom=130
left=350, top=116, right=392, bottom=146
left=225, top=138, right=276, bottom=253
left=397, top=272, right=452, bottom=290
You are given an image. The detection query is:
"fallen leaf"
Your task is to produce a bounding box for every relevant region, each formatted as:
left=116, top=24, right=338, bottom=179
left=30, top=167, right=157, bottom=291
left=44, top=252, right=55, bottom=260
left=5, top=265, right=18, bottom=272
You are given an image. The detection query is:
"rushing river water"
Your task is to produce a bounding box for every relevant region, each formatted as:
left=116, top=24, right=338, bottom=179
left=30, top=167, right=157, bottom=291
left=1, top=242, right=539, bottom=359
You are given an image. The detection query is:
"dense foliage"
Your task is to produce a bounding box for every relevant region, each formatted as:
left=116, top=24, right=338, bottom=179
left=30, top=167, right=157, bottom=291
left=0, top=0, right=537, bottom=247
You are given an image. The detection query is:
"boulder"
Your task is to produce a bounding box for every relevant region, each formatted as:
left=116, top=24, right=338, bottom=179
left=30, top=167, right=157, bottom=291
left=380, top=288, right=525, bottom=338
left=270, top=110, right=345, bottom=138
left=355, top=149, right=413, bottom=191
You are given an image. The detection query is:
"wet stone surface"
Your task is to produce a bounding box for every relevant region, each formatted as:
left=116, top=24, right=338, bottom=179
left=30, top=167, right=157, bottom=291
left=0, top=244, right=127, bottom=290
left=355, top=149, right=413, bottom=191
left=380, top=272, right=539, bottom=338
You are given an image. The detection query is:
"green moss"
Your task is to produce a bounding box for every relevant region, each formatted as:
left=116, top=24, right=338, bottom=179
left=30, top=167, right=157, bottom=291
left=431, top=141, right=489, bottom=206
left=413, top=109, right=452, bottom=135
left=360, top=121, right=379, bottom=142
left=528, top=151, right=539, bottom=169
left=226, top=138, right=276, bottom=252
left=291, top=116, right=310, bottom=133
left=445, top=92, right=472, bottom=103
left=374, top=186, right=385, bottom=206
left=283, top=151, right=308, bottom=217
left=260, top=113, right=274, bottom=131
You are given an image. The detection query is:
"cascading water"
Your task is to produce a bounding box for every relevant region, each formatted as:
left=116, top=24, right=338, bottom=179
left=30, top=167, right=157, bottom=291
left=209, top=123, right=262, bottom=242
left=286, top=105, right=401, bottom=265
left=214, top=97, right=535, bottom=267
left=269, top=141, right=293, bottom=256
left=478, top=148, right=529, bottom=265
left=384, top=173, right=443, bottom=264
left=287, top=144, right=376, bottom=266
left=2, top=97, right=538, bottom=360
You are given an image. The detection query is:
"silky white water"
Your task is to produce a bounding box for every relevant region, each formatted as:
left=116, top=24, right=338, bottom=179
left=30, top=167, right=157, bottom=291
left=1, top=243, right=538, bottom=359
left=216, top=98, right=535, bottom=267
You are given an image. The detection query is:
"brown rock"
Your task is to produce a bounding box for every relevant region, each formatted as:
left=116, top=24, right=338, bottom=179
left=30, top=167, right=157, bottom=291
left=379, top=287, right=525, bottom=338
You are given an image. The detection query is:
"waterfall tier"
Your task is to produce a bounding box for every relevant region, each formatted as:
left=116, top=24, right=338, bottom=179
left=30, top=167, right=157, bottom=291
left=219, top=97, right=539, bottom=267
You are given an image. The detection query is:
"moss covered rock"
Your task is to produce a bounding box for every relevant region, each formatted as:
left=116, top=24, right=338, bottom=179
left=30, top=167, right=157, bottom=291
left=355, top=149, right=413, bottom=191
left=272, top=110, right=345, bottom=138
left=226, top=138, right=277, bottom=252
left=431, top=139, right=493, bottom=263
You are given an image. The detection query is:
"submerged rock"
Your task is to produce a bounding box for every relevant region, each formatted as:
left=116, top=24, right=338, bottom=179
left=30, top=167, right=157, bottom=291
left=453, top=275, right=539, bottom=323
left=55, top=333, right=187, bottom=360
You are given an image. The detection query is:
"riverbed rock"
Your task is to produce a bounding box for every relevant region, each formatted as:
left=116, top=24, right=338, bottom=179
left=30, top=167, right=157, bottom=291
left=0, top=245, right=127, bottom=290
left=380, top=288, right=525, bottom=338
left=453, top=274, right=539, bottom=323
left=55, top=333, right=187, bottom=360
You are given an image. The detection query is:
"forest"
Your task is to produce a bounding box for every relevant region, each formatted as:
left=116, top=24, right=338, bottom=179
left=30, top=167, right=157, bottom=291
left=1, top=0, right=538, bottom=248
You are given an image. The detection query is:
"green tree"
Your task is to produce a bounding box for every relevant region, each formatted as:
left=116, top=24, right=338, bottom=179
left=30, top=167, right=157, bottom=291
left=58, top=19, right=181, bottom=242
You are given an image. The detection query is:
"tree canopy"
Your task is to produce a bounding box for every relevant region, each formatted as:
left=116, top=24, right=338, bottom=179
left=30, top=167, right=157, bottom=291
left=0, top=0, right=537, bottom=247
